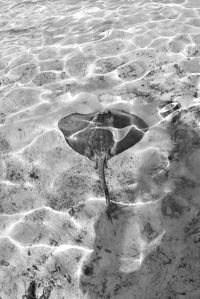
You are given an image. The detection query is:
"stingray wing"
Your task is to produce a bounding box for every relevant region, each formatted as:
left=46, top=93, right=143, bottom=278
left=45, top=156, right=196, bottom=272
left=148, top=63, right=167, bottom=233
left=111, top=125, right=146, bottom=156
left=109, top=109, right=148, bottom=130
left=58, top=112, right=96, bottom=157
left=109, top=109, right=148, bottom=156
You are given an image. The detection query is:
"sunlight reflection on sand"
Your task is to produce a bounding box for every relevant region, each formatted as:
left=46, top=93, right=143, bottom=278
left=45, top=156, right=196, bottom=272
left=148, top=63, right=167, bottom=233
left=1, top=0, right=200, bottom=298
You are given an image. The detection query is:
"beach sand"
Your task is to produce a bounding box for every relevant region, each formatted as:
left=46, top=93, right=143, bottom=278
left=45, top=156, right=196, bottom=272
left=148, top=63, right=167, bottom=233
left=0, top=0, right=200, bottom=298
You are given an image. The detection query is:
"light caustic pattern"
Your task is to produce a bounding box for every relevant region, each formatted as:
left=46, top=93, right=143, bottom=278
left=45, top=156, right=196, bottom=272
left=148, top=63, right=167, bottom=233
left=0, top=0, right=200, bottom=298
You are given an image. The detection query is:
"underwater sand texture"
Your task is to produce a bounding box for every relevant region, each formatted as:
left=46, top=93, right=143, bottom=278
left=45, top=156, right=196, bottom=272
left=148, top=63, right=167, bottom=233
left=1, top=0, right=200, bottom=298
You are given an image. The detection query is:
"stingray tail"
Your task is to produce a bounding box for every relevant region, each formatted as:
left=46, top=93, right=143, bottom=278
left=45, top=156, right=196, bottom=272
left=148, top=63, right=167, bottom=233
left=98, top=157, right=110, bottom=204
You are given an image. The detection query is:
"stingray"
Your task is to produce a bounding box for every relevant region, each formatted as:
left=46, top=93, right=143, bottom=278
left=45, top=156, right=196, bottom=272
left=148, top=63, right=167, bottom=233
left=58, top=109, right=148, bottom=213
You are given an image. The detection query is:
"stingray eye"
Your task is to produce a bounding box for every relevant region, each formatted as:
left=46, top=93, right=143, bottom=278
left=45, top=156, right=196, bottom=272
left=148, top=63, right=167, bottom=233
left=107, top=110, right=112, bottom=118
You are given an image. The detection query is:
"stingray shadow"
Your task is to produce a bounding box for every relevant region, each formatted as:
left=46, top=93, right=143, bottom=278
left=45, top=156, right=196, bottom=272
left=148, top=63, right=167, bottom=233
left=78, top=203, right=144, bottom=299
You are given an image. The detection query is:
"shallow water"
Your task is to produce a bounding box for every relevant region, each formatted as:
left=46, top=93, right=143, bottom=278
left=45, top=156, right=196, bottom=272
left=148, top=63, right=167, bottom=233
left=0, top=0, right=200, bottom=298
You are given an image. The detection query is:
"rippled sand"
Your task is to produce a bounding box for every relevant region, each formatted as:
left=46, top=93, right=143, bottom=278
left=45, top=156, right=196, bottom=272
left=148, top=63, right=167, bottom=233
left=1, top=0, right=200, bottom=298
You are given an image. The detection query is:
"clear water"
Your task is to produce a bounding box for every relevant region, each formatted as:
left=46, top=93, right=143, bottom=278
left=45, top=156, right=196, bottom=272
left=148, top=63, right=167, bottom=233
left=0, top=0, right=200, bottom=298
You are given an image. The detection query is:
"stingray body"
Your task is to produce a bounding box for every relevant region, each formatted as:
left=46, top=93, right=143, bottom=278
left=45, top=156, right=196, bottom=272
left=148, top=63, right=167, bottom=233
left=58, top=109, right=148, bottom=205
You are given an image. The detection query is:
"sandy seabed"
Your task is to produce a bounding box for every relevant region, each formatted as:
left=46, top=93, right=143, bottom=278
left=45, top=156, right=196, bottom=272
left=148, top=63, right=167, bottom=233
left=0, top=0, right=200, bottom=298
